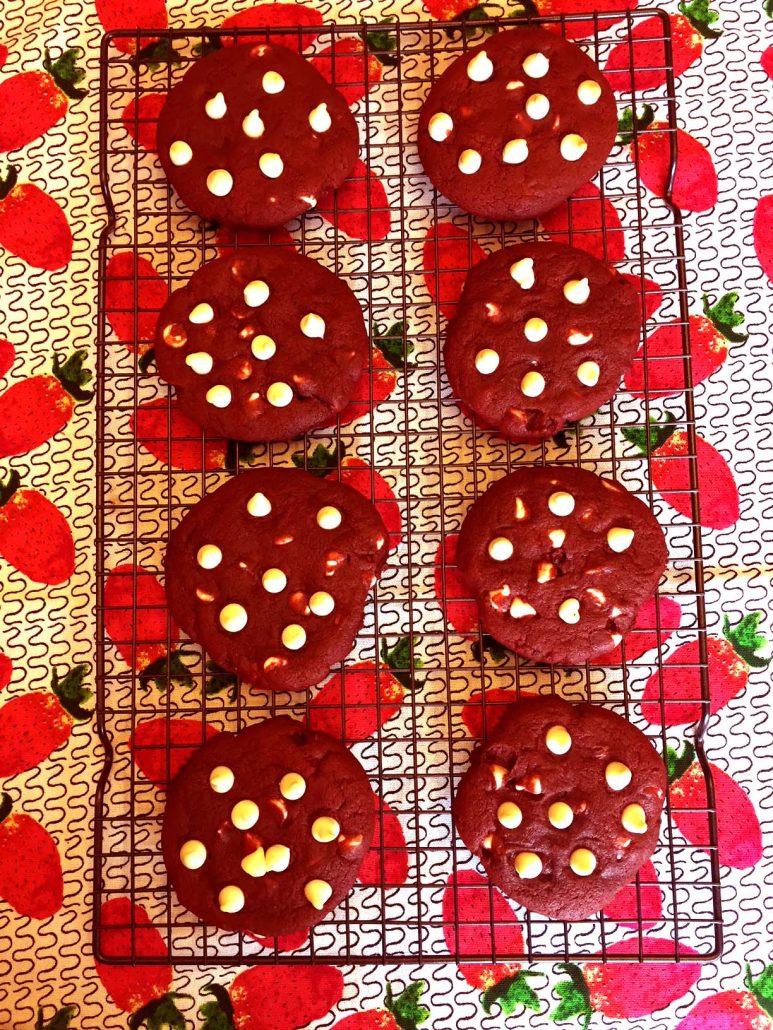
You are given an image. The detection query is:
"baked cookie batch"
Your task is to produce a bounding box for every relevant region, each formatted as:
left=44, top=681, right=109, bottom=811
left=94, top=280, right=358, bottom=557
left=140, top=29, right=670, bottom=933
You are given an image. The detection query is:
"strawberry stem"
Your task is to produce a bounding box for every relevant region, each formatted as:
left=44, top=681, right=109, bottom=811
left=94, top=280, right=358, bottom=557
left=139, top=649, right=194, bottom=693
left=0, top=165, right=20, bottom=202
left=551, top=963, right=592, bottom=1029
left=678, top=0, right=722, bottom=39
left=51, top=663, right=93, bottom=721
left=744, top=963, right=773, bottom=1018
left=199, top=984, right=235, bottom=1030
left=702, top=292, right=748, bottom=343
left=380, top=635, right=424, bottom=691
left=617, top=105, right=655, bottom=147
left=52, top=350, right=94, bottom=402
left=0, top=792, right=12, bottom=824
left=130, top=38, right=181, bottom=72
left=483, top=970, right=543, bottom=1017
left=373, top=319, right=413, bottom=370
left=193, top=36, right=224, bottom=59
left=36, top=1005, right=78, bottom=1030
left=723, top=612, right=771, bottom=670
left=0, top=469, right=21, bottom=508
left=128, top=992, right=188, bottom=1030
left=205, top=659, right=237, bottom=699
left=42, top=47, right=87, bottom=100
left=666, top=741, right=696, bottom=784
left=444, top=4, right=503, bottom=39
left=291, top=442, right=345, bottom=477
left=361, top=18, right=399, bottom=66
left=621, top=413, right=677, bottom=456
left=384, top=980, right=430, bottom=1029
left=767, top=0, right=773, bottom=17
left=471, top=634, right=510, bottom=665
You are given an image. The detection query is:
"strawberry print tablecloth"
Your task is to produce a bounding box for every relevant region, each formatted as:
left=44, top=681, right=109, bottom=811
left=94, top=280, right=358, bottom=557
left=1, top=0, right=772, bottom=1028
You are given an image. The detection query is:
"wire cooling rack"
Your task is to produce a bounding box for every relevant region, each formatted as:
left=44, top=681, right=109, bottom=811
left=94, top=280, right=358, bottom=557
left=94, top=9, right=722, bottom=966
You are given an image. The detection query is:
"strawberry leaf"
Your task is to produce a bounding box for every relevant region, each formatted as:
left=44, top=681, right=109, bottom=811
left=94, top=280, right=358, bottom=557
left=702, top=292, right=748, bottom=343
left=51, top=663, right=93, bottom=721
left=291, top=442, right=344, bottom=477
left=616, top=104, right=656, bottom=147
left=444, top=4, right=501, bottom=39
left=666, top=741, right=696, bottom=784
left=199, top=984, right=235, bottom=1030
left=36, top=1005, right=78, bottom=1030
left=621, top=413, right=677, bottom=455
left=384, top=980, right=430, bottom=1030
left=381, top=635, right=424, bottom=691
left=373, top=320, right=413, bottom=370
left=193, top=35, right=224, bottom=58
left=140, top=650, right=194, bottom=693
left=551, top=963, right=592, bottom=1029
left=52, top=349, right=93, bottom=402
left=43, top=47, right=87, bottom=100
left=767, top=0, right=773, bottom=18
left=130, top=38, right=182, bottom=72
left=139, top=347, right=156, bottom=372
left=205, top=659, right=238, bottom=699
left=678, top=0, right=723, bottom=38
left=0, top=164, right=19, bottom=202
left=0, top=469, right=22, bottom=508
left=128, top=993, right=188, bottom=1030
left=744, top=963, right=773, bottom=1018
left=483, top=970, right=542, bottom=1016
left=361, top=18, right=399, bottom=66
left=723, top=612, right=771, bottom=669
left=471, top=635, right=510, bottom=665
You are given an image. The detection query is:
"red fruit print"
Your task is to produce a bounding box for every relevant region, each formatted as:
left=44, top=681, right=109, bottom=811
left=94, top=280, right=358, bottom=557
left=675, top=964, right=773, bottom=1030
left=121, top=92, right=166, bottom=153
left=132, top=397, right=228, bottom=470
left=602, top=859, right=663, bottom=929
left=253, top=927, right=309, bottom=954
left=462, top=688, right=537, bottom=739
left=220, top=3, right=324, bottom=52
left=0, top=793, right=63, bottom=919
left=331, top=982, right=430, bottom=1030
left=591, top=594, right=681, bottom=665
left=626, top=292, right=746, bottom=398
left=0, top=166, right=72, bottom=270
left=540, top=182, right=626, bottom=263
left=443, top=870, right=540, bottom=1015
left=753, top=194, right=773, bottom=283
left=103, top=562, right=180, bottom=674
left=310, top=37, right=383, bottom=107
left=131, top=717, right=217, bottom=789
left=0, top=664, right=91, bottom=777
left=621, top=273, right=663, bottom=321
left=530, top=0, right=639, bottom=39
left=641, top=612, right=769, bottom=726
left=0, top=49, right=86, bottom=153
left=0, top=471, right=74, bottom=584
left=0, top=653, right=11, bottom=690
left=433, top=533, right=477, bottom=635
left=604, top=9, right=717, bottom=95
left=0, top=46, right=7, bottom=70
left=421, top=0, right=479, bottom=20
left=331, top=456, right=402, bottom=549
left=668, top=742, right=763, bottom=869
left=358, top=794, right=409, bottom=886
left=335, top=319, right=412, bottom=429
left=762, top=46, right=773, bottom=80
left=216, top=223, right=296, bottom=254
left=105, top=251, right=168, bottom=356
left=423, top=223, right=487, bottom=322
left=226, top=966, right=344, bottom=1030
left=622, top=415, right=740, bottom=530
left=0, top=338, right=14, bottom=378
left=317, top=160, right=391, bottom=241
left=95, top=0, right=169, bottom=55
left=0, top=350, right=92, bottom=458
left=308, top=636, right=420, bottom=743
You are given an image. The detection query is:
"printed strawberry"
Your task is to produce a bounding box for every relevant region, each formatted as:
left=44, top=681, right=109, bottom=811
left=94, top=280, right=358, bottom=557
left=96, top=0, right=169, bottom=55
left=422, top=222, right=487, bottom=322
left=0, top=471, right=75, bottom=584
left=253, top=928, right=309, bottom=954
left=622, top=414, right=740, bottom=530
left=358, top=793, right=409, bottom=886
left=220, top=3, right=324, bottom=52
left=0, top=350, right=92, bottom=458
left=753, top=194, right=773, bottom=282
left=332, top=320, right=412, bottom=429
left=131, top=717, right=217, bottom=789
left=590, top=594, right=682, bottom=665
left=763, top=46, right=773, bottom=79
left=421, top=0, right=480, bottom=20
left=621, top=273, right=663, bottom=320
left=668, top=741, right=763, bottom=869
left=0, top=652, right=11, bottom=690
left=675, top=964, right=773, bottom=1030
left=461, top=688, right=538, bottom=738
left=216, top=224, right=296, bottom=254
left=554, top=940, right=702, bottom=1023
left=310, top=37, right=384, bottom=107
left=0, top=663, right=92, bottom=776
left=626, top=292, right=746, bottom=398
left=105, top=251, right=168, bottom=357
left=35, top=1005, right=77, bottom=1030
left=433, top=533, right=477, bottom=635
left=641, top=612, right=769, bottom=725
left=331, top=982, right=430, bottom=1029
left=121, top=92, right=167, bottom=152
left=132, top=398, right=228, bottom=470
left=103, top=563, right=183, bottom=681
left=308, top=636, right=421, bottom=743
left=604, top=7, right=718, bottom=95
left=0, top=793, right=63, bottom=918
left=0, top=46, right=7, bottom=70
left=0, top=49, right=86, bottom=152
left=525, top=0, right=639, bottom=39
left=0, top=165, right=72, bottom=270
left=317, top=159, right=391, bottom=241
left=207, top=966, right=344, bottom=1030
left=540, top=183, right=626, bottom=263
left=602, top=859, right=662, bottom=928
left=443, top=869, right=541, bottom=1015
left=0, top=338, right=14, bottom=378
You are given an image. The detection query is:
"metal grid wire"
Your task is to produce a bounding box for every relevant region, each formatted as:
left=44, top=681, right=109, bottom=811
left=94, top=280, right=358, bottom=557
left=94, top=9, right=722, bottom=966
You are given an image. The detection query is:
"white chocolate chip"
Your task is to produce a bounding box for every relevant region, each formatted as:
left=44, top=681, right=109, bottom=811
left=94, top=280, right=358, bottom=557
left=586, top=587, right=607, bottom=605
left=241, top=846, right=267, bottom=878
left=525, top=93, right=550, bottom=120
left=251, top=334, right=276, bottom=360
left=497, top=801, right=522, bottom=829
left=186, top=351, right=214, bottom=375
left=244, top=279, right=270, bottom=307
left=564, top=277, right=591, bottom=304
left=304, top=878, right=332, bottom=910
left=458, top=148, right=482, bottom=175
left=282, top=624, right=306, bottom=650
left=428, top=111, right=454, bottom=141
left=521, top=370, right=545, bottom=398
left=610, top=632, right=623, bottom=647
left=309, top=591, right=335, bottom=616
left=262, top=70, right=285, bottom=94
left=502, top=138, right=529, bottom=165
left=607, top=526, right=635, bottom=553
left=205, top=91, right=227, bottom=120
left=536, top=561, right=556, bottom=584
left=523, top=52, right=550, bottom=78
left=517, top=774, right=542, bottom=795
left=265, top=843, right=291, bottom=872
left=308, top=101, right=332, bottom=132
left=622, top=803, right=648, bottom=834
left=510, top=257, right=535, bottom=290
left=578, top=79, right=602, bottom=105
left=561, top=133, right=588, bottom=162
left=488, top=536, right=514, bottom=561
left=514, top=852, right=542, bottom=879
left=197, top=544, right=222, bottom=570
left=546, top=724, right=572, bottom=755
left=180, top=839, right=207, bottom=869
left=220, top=602, right=248, bottom=632
left=218, top=885, right=245, bottom=913
left=548, top=491, right=575, bottom=517
left=605, top=761, right=632, bottom=791
left=207, top=169, right=233, bottom=197
left=569, top=848, right=596, bottom=876
left=190, top=302, right=214, bottom=324
left=209, top=765, right=234, bottom=793
left=206, top=384, right=232, bottom=409
left=300, top=312, right=325, bottom=339
left=510, top=597, right=537, bottom=619
left=524, top=317, right=548, bottom=342
left=169, top=140, right=192, bottom=166
left=259, top=152, right=283, bottom=179
left=242, top=108, right=264, bottom=138
left=514, top=497, right=528, bottom=520
left=231, top=799, right=260, bottom=830
left=577, top=360, right=600, bottom=387
left=548, top=802, right=574, bottom=829
left=300, top=193, right=317, bottom=208
left=489, top=764, right=508, bottom=789
left=247, top=491, right=271, bottom=517
left=267, top=381, right=293, bottom=407
left=467, top=50, right=493, bottom=82
left=548, top=528, right=566, bottom=548
left=568, top=329, right=594, bottom=346
left=279, top=772, right=306, bottom=800
left=262, top=567, right=287, bottom=593
left=317, top=506, right=342, bottom=530
left=311, top=816, right=340, bottom=842
left=558, top=597, right=581, bottom=624
left=475, top=348, right=500, bottom=375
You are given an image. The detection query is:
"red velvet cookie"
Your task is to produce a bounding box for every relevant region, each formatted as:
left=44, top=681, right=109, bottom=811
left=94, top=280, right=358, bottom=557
left=444, top=243, right=640, bottom=442
left=162, top=716, right=375, bottom=935
left=454, top=697, right=666, bottom=920
left=154, top=248, right=368, bottom=442
left=157, top=42, right=359, bottom=228
left=418, top=28, right=617, bottom=221
left=456, top=467, right=667, bottom=665
left=164, top=467, right=388, bottom=690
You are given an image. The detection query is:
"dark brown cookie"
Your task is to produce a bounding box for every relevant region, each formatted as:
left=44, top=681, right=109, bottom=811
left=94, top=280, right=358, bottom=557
left=164, top=467, right=388, bottom=690
left=444, top=243, right=640, bottom=442
left=162, top=716, right=375, bottom=935
left=454, top=697, right=666, bottom=920
left=157, top=42, right=359, bottom=228
left=154, top=248, right=368, bottom=442
left=418, top=28, right=617, bottom=221
left=456, top=467, right=667, bottom=665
